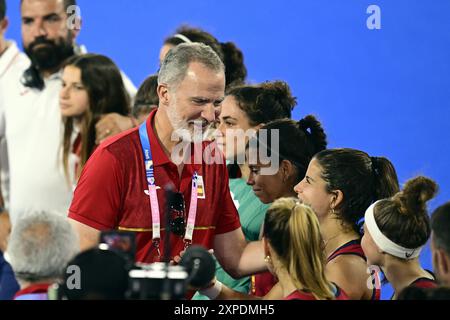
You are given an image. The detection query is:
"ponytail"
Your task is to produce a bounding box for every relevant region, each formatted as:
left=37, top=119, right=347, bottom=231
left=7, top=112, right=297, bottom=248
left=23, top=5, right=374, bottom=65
left=315, top=149, right=399, bottom=233
left=370, top=156, right=400, bottom=201
left=264, top=198, right=335, bottom=300
left=298, top=115, right=328, bottom=156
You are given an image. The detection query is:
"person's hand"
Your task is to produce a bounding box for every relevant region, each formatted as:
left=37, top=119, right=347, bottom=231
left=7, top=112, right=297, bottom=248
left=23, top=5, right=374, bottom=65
left=171, top=248, right=214, bottom=265
left=0, top=210, right=11, bottom=252
left=95, top=113, right=136, bottom=144
left=171, top=249, right=185, bottom=265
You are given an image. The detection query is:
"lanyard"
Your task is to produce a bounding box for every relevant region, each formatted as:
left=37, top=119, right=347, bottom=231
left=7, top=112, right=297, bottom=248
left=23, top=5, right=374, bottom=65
left=138, top=122, right=199, bottom=253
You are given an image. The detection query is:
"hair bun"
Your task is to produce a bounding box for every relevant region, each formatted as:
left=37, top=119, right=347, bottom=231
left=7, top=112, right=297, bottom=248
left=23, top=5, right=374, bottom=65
left=400, top=176, right=438, bottom=217
left=297, top=115, right=327, bottom=155
left=260, top=81, right=297, bottom=117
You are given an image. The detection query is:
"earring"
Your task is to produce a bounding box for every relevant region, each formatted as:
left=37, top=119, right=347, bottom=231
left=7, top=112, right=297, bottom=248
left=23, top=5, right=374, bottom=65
left=264, top=255, right=272, bottom=263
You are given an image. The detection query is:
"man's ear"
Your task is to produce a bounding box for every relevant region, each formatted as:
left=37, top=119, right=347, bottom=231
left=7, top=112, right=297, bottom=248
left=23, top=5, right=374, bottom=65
left=157, top=84, right=170, bottom=106
left=0, top=17, right=9, bottom=34
left=438, top=249, right=450, bottom=276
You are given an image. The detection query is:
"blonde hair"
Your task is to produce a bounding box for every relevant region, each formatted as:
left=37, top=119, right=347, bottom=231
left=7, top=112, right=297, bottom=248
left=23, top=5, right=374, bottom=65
left=264, top=197, right=335, bottom=300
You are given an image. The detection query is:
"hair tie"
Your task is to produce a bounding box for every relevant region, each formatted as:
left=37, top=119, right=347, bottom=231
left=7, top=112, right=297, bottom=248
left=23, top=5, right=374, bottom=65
left=298, top=119, right=311, bottom=135
left=370, top=156, right=379, bottom=177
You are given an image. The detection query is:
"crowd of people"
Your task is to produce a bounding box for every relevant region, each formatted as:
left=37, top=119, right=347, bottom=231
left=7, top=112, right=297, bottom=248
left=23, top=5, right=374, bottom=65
left=0, top=0, right=449, bottom=301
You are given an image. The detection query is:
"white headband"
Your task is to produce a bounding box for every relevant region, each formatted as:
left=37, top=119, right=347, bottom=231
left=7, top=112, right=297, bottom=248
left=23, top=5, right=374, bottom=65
left=365, top=200, right=423, bottom=260
left=172, top=34, right=192, bottom=44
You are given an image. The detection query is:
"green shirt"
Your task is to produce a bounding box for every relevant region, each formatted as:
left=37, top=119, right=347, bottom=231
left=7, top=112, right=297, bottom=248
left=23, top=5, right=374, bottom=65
left=193, top=178, right=269, bottom=299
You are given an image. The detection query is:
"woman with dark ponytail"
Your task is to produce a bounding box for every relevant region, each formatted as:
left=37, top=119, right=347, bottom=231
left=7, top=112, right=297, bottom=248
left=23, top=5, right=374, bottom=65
left=294, top=148, right=400, bottom=299
left=246, top=116, right=327, bottom=204
left=194, top=81, right=298, bottom=299
left=242, top=115, right=327, bottom=298
left=195, top=114, right=328, bottom=300
left=361, top=176, right=439, bottom=299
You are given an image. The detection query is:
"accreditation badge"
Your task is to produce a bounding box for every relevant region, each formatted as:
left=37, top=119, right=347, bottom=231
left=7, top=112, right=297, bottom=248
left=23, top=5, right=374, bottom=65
left=197, top=175, right=206, bottom=199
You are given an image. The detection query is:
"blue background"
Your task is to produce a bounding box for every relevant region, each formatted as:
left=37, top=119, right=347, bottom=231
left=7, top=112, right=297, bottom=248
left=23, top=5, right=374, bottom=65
left=4, top=0, right=450, bottom=299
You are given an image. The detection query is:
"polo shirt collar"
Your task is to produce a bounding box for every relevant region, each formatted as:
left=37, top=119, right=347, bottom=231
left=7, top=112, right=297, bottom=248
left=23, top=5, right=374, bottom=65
left=14, top=283, right=51, bottom=299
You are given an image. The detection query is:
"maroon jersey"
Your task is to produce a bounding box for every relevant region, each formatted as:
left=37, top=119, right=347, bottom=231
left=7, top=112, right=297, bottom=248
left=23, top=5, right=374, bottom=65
left=327, top=239, right=381, bottom=300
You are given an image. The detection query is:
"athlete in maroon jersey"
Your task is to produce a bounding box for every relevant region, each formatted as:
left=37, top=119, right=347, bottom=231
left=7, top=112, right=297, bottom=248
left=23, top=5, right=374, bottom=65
left=295, top=149, right=399, bottom=299
left=361, top=176, right=438, bottom=299
left=198, top=198, right=349, bottom=300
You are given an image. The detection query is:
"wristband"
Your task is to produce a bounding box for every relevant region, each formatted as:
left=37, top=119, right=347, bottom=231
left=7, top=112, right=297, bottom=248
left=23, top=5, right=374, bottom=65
left=199, top=280, right=223, bottom=300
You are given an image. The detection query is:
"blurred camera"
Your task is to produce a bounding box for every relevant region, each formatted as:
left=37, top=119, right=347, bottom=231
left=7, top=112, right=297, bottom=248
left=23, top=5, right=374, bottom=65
left=51, top=230, right=216, bottom=300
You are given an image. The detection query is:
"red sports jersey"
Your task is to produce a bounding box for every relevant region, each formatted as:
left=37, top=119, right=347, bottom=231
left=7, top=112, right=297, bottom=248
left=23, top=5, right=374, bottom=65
left=327, top=239, right=381, bottom=300
left=409, top=274, right=438, bottom=289
left=251, top=272, right=277, bottom=297
left=284, top=285, right=349, bottom=300
left=69, top=110, right=241, bottom=263
left=252, top=239, right=381, bottom=299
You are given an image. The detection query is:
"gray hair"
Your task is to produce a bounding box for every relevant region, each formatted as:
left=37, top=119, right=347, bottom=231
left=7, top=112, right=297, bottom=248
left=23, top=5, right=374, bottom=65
left=158, top=42, right=225, bottom=89
left=8, top=210, right=80, bottom=283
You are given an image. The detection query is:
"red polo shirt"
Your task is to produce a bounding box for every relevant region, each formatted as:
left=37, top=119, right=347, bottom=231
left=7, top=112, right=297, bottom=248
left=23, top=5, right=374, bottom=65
left=69, top=110, right=241, bottom=263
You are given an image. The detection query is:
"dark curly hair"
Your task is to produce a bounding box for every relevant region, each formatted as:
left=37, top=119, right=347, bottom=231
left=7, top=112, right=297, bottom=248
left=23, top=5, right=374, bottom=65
left=227, top=80, right=296, bottom=126
left=252, top=115, right=327, bottom=183
left=314, top=148, right=400, bottom=233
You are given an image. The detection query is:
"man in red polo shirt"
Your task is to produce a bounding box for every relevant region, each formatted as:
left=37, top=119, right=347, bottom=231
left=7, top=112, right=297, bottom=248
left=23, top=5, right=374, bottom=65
left=69, top=43, right=265, bottom=279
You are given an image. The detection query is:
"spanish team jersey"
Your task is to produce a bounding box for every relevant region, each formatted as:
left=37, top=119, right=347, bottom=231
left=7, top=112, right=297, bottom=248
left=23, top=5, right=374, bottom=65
left=327, top=239, right=381, bottom=300
left=410, top=278, right=438, bottom=289
left=251, top=271, right=278, bottom=297
left=408, top=271, right=437, bottom=289
left=284, top=284, right=349, bottom=300
left=69, top=110, right=241, bottom=263
left=14, top=283, right=50, bottom=300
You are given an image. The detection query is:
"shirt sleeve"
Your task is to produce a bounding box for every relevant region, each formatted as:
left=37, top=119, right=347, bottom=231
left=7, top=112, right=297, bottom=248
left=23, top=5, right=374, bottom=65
left=68, top=147, right=124, bottom=230
left=214, top=163, right=241, bottom=235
